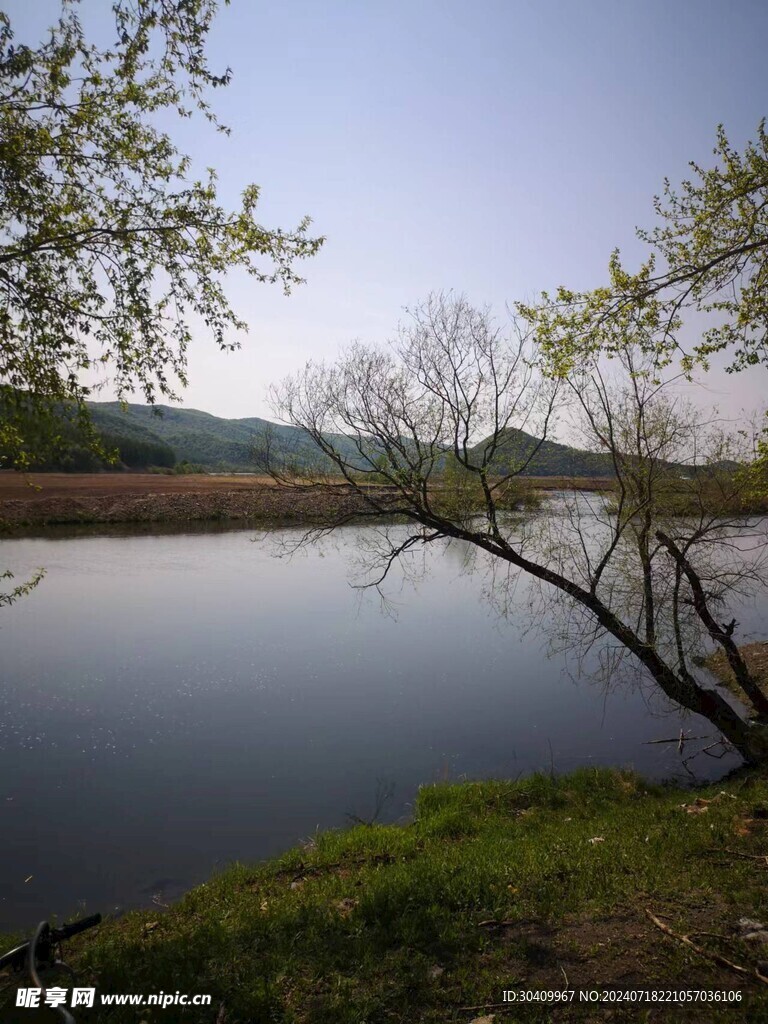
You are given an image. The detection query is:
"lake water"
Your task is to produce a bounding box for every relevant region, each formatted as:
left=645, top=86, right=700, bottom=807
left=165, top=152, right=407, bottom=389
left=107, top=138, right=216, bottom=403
left=0, top=521, right=761, bottom=931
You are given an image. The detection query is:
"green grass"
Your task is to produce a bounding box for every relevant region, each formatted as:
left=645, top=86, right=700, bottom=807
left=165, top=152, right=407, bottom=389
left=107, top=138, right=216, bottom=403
left=4, top=767, right=768, bottom=1021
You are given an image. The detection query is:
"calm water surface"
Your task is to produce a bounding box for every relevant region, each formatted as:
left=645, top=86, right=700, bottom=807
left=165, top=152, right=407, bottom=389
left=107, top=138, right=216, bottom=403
left=0, top=522, right=759, bottom=930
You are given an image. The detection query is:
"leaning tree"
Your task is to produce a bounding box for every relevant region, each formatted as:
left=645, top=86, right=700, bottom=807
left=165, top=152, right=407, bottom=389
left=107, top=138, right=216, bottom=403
left=261, top=293, right=768, bottom=764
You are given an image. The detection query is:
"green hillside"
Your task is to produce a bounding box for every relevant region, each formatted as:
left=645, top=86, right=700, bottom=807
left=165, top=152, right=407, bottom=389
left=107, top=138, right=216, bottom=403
left=475, top=426, right=615, bottom=478
left=88, top=402, right=359, bottom=471
left=85, top=401, right=615, bottom=477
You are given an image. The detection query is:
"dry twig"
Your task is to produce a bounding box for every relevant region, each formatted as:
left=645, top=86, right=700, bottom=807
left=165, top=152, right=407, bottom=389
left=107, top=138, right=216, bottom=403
left=704, top=847, right=768, bottom=866
left=645, top=909, right=768, bottom=986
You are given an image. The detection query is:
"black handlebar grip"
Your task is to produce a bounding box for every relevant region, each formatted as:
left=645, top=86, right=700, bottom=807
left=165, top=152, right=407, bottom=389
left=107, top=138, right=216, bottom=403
left=56, top=913, right=102, bottom=940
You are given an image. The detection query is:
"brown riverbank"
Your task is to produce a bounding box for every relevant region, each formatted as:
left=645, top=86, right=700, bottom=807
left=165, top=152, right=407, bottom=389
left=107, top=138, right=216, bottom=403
left=705, top=642, right=768, bottom=711
left=0, top=472, right=614, bottom=528
left=0, top=473, right=389, bottom=527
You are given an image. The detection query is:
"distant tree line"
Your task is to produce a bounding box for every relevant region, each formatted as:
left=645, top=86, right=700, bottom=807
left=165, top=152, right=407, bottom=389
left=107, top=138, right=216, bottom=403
left=25, top=432, right=176, bottom=472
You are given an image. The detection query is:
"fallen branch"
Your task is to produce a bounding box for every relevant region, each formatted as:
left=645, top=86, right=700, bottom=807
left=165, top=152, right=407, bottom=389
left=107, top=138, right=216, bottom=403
left=704, top=847, right=768, bottom=866
left=645, top=909, right=768, bottom=986
left=643, top=735, right=708, bottom=745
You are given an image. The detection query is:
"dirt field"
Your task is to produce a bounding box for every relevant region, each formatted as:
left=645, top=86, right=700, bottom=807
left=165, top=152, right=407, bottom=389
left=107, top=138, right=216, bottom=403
left=0, top=472, right=374, bottom=527
left=0, top=472, right=614, bottom=528
left=0, top=471, right=614, bottom=500
left=0, top=471, right=277, bottom=500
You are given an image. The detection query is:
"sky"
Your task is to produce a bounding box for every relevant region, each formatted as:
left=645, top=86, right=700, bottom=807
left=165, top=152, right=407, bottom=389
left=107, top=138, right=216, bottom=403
left=9, top=0, right=768, bottom=426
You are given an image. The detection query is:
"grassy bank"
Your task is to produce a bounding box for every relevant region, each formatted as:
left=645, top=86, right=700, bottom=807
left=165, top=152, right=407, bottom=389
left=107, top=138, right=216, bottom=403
left=4, top=767, right=768, bottom=1022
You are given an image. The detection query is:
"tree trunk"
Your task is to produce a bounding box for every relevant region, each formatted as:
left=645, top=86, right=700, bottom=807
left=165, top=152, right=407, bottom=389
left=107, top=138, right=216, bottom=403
left=480, top=534, right=768, bottom=765
left=656, top=531, right=768, bottom=720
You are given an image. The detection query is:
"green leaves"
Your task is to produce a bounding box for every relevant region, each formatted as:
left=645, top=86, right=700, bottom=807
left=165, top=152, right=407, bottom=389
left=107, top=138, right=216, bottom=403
left=0, top=568, right=45, bottom=608
left=518, top=122, right=768, bottom=382
left=639, top=120, right=768, bottom=372
left=0, top=0, right=323, bottom=469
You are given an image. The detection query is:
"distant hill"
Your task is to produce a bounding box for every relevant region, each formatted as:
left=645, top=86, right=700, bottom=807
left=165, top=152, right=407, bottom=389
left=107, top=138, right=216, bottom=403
left=86, top=401, right=615, bottom=477
left=472, top=427, right=615, bottom=478
left=89, top=402, right=280, bottom=467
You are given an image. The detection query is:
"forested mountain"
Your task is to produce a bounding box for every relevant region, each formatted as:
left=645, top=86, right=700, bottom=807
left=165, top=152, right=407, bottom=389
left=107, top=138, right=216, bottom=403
left=88, top=402, right=347, bottom=470
left=85, top=401, right=615, bottom=477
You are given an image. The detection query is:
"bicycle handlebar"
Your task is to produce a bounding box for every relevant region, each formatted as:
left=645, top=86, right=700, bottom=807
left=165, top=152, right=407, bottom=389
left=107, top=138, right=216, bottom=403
left=0, top=913, right=102, bottom=973
left=54, top=914, right=102, bottom=943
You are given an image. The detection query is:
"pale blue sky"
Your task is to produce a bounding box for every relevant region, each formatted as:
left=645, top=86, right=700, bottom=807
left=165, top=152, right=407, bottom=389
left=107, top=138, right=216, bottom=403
left=10, top=0, right=768, bottom=421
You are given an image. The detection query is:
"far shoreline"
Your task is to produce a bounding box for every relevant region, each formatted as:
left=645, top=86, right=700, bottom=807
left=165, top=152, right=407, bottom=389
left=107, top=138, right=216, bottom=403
left=0, top=471, right=613, bottom=529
